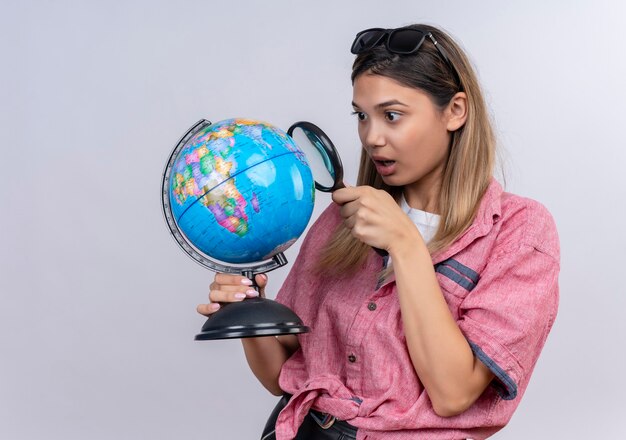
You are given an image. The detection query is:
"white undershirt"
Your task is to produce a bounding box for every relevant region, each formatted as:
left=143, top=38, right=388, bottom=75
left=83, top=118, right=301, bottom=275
left=400, top=194, right=441, bottom=244
left=385, top=195, right=441, bottom=268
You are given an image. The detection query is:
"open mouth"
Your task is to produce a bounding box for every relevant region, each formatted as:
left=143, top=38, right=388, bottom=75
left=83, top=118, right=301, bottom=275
left=373, top=159, right=396, bottom=176
left=375, top=160, right=395, bottom=166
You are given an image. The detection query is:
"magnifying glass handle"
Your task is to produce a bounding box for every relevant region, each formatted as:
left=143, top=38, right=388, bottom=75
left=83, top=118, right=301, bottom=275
left=373, top=247, right=389, bottom=257
left=336, top=181, right=389, bottom=257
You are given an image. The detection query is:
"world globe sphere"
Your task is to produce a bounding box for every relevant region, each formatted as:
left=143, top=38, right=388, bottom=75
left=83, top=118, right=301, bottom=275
left=167, top=118, right=315, bottom=265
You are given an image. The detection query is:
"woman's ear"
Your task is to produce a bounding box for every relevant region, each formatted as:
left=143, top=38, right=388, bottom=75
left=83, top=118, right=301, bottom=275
left=445, top=92, right=468, bottom=132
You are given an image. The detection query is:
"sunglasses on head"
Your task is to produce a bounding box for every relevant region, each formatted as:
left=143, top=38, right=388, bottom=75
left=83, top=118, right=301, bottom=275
left=350, top=27, right=460, bottom=86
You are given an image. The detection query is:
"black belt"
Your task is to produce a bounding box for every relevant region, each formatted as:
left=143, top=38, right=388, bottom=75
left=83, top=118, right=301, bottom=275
left=260, top=394, right=359, bottom=440
left=309, top=408, right=358, bottom=438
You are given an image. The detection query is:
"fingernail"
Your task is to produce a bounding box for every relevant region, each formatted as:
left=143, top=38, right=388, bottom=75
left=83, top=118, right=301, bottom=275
left=241, top=278, right=253, bottom=285
left=246, top=289, right=259, bottom=297
left=234, top=293, right=246, bottom=299
left=259, top=273, right=267, bottom=280
left=210, top=303, right=220, bottom=311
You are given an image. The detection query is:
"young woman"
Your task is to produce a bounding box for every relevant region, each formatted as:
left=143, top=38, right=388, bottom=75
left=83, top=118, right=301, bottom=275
left=198, top=24, right=560, bottom=440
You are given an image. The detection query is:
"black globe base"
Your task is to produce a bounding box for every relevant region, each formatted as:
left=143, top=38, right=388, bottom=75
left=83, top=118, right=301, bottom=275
left=195, top=297, right=310, bottom=340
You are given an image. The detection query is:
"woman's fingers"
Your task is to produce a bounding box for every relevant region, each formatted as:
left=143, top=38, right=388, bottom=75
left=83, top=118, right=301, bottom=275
left=332, top=186, right=360, bottom=205
left=254, top=273, right=268, bottom=298
left=214, top=273, right=254, bottom=286
left=254, top=273, right=268, bottom=287
left=196, top=302, right=221, bottom=317
left=209, top=287, right=259, bottom=303
left=197, top=272, right=270, bottom=317
left=208, top=282, right=258, bottom=294
left=339, top=204, right=359, bottom=223
left=198, top=286, right=258, bottom=318
left=211, top=273, right=260, bottom=297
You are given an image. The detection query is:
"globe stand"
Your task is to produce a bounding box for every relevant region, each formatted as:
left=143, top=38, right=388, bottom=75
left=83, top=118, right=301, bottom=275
left=161, top=120, right=310, bottom=340
left=195, top=298, right=310, bottom=340
left=194, top=263, right=310, bottom=340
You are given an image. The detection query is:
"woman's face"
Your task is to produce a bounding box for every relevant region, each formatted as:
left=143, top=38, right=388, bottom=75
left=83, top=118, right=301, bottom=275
left=352, top=73, right=453, bottom=206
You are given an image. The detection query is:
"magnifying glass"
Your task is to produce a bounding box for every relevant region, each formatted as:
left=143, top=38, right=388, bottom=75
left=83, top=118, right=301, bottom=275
left=287, top=121, right=388, bottom=258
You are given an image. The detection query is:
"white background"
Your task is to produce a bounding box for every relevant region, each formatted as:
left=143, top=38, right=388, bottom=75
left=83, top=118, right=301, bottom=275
left=1, top=0, right=625, bottom=438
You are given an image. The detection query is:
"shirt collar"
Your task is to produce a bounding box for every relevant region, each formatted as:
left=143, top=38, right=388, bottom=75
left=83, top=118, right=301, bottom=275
left=431, top=177, right=503, bottom=264
left=376, top=178, right=503, bottom=289
left=476, top=177, right=503, bottom=227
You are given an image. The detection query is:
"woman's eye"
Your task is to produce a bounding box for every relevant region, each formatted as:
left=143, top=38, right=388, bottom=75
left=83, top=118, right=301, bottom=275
left=385, top=112, right=400, bottom=122
left=352, top=111, right=367, bottom=121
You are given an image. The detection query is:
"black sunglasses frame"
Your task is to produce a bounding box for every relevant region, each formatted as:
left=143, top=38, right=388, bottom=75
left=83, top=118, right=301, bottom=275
left=351, top=28, right=461, bottom=87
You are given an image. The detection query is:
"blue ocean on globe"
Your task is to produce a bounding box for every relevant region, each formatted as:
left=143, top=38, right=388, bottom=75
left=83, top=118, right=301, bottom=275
left=168, top=118, right=315, bottom=264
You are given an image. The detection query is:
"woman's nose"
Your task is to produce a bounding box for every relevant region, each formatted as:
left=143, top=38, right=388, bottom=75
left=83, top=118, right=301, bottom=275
left=363, top=123, right=386, bottom=148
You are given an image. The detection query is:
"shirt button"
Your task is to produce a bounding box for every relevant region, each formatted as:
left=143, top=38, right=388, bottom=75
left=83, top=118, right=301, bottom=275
left=367, top=302, right=377, bottom=311
left=348, top=354, right=357, bottom=363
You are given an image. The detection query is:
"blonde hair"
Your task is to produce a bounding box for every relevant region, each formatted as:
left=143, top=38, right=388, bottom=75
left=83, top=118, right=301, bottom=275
left=316, top=24, right=496, bottom=276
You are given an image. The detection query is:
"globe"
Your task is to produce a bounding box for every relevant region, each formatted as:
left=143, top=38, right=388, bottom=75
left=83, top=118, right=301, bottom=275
left=167, top=118, right=315, bottom=265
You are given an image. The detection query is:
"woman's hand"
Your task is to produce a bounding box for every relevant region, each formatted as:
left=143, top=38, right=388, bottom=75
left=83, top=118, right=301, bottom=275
left=195, top=273, right=296, bottom=395
left=332, top=185, right=421, bottom=253
left=196, top=273, right=267, bottom=316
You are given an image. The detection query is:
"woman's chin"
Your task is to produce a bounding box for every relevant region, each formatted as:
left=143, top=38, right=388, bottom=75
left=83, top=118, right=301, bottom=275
left=380, top=173, right=405, bottom=187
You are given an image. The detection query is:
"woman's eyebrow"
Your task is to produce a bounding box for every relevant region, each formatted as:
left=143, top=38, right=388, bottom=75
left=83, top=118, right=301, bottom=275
left=351, top=99, right=409, bottom=109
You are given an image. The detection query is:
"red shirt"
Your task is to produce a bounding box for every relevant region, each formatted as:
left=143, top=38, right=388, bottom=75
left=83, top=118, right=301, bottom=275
left=275, top=179, right=560, bottom=440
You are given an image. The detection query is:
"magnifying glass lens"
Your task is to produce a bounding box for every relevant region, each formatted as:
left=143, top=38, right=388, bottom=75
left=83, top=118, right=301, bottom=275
left=290, top=126, right=336, bottom=189
left=288, top=121, right=388, bottom=257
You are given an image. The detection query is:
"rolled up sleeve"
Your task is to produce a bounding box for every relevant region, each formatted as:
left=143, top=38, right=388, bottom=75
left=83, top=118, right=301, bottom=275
left=457, top=243, right=560, bottom=400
